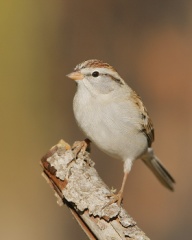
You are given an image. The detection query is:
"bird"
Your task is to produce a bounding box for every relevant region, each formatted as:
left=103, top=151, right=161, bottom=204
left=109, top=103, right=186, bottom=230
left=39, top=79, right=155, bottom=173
left=67, top=59, right=175, bottom=204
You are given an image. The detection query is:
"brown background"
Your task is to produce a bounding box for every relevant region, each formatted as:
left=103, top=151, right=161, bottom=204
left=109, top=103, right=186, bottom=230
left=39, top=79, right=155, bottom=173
left=1, top=0, right=192, bottom=239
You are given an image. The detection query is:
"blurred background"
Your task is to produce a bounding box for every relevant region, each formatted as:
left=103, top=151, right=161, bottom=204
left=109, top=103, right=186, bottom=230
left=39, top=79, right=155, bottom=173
left=1, top=0, right=192, bottom=239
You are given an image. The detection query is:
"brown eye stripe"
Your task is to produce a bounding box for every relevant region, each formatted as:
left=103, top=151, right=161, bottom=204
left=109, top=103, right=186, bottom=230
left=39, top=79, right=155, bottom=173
left=107, top=74, right=124, bottom=85
left=86, top=72, right=123, bottom=85
left=74, top=59, right=124, bottom=85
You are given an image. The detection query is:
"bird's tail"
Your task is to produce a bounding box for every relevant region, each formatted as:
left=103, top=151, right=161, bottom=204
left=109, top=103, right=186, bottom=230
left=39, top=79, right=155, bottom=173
left=141, top=148, right=175, bottom=191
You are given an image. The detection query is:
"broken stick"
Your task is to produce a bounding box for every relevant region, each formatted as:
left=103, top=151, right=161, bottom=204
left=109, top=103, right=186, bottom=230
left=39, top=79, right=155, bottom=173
left=40, top=139, right=150, bottom=240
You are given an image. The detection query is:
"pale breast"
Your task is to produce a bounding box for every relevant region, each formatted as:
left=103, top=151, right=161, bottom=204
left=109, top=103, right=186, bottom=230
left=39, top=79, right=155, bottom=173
left=73, top=85, right=148, bottom=161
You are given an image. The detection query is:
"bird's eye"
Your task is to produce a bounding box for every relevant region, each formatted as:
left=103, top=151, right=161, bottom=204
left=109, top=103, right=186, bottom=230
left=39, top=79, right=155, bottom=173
left=92, top=71, right=99, bottom=77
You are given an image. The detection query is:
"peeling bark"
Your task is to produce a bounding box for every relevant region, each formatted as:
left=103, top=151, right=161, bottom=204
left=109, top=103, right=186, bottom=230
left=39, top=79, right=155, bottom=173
left=40, top=139, right=150, bottom=240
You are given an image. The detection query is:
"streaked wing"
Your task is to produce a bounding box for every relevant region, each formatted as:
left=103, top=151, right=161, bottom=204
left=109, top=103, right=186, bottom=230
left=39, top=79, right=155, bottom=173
left=131, top=91, right=154, bottom=147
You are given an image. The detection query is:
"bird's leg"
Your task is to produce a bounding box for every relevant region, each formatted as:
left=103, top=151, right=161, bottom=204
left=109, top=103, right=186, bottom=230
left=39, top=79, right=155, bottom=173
left=107, top=171, right=128, bottom=206
left=117, top=171, right=128, bottom=205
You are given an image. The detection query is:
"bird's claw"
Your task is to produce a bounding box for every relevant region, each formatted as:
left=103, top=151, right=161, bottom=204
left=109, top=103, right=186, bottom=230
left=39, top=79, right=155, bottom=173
left=72, top=138, right=91, bottom=158
left=106, top=190, right=123, bottom=206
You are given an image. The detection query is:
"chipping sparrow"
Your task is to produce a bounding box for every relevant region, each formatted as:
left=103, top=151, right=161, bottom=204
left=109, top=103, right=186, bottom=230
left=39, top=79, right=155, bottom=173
left=67, top=59, right=175, bottom=204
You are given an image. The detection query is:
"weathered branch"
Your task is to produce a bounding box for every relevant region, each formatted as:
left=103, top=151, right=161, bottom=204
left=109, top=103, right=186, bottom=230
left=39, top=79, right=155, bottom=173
left=40, top=139, right=150, bottom=240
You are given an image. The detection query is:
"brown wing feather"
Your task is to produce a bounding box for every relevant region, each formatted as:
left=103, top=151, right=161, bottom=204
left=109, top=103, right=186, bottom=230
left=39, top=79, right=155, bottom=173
left=131, top=91, right=154, bottom=147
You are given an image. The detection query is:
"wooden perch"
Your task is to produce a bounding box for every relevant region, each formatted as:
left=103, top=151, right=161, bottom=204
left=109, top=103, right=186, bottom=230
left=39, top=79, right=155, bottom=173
left=40, top=139, right=150, bottom=240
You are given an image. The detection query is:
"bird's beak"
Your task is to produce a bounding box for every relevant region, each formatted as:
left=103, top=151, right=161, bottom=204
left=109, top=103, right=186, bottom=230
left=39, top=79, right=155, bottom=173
left=66, top=71, right=84, bottom=81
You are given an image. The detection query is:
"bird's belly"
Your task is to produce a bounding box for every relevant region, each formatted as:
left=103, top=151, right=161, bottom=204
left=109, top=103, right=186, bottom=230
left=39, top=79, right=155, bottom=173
left=74, top=98, right=148, bottom=161
left=87, top=124, right=147, bottom=161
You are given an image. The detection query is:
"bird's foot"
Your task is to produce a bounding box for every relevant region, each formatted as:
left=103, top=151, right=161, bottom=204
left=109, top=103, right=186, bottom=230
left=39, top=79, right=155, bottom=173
left=106, top=190, right=123, bottom=206
left=72, top=138, right=91, bottom=158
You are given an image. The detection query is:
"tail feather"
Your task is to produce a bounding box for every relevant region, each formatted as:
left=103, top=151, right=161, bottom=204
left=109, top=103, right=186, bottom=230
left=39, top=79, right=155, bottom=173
left=142, top=149, right=175, bottom=191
